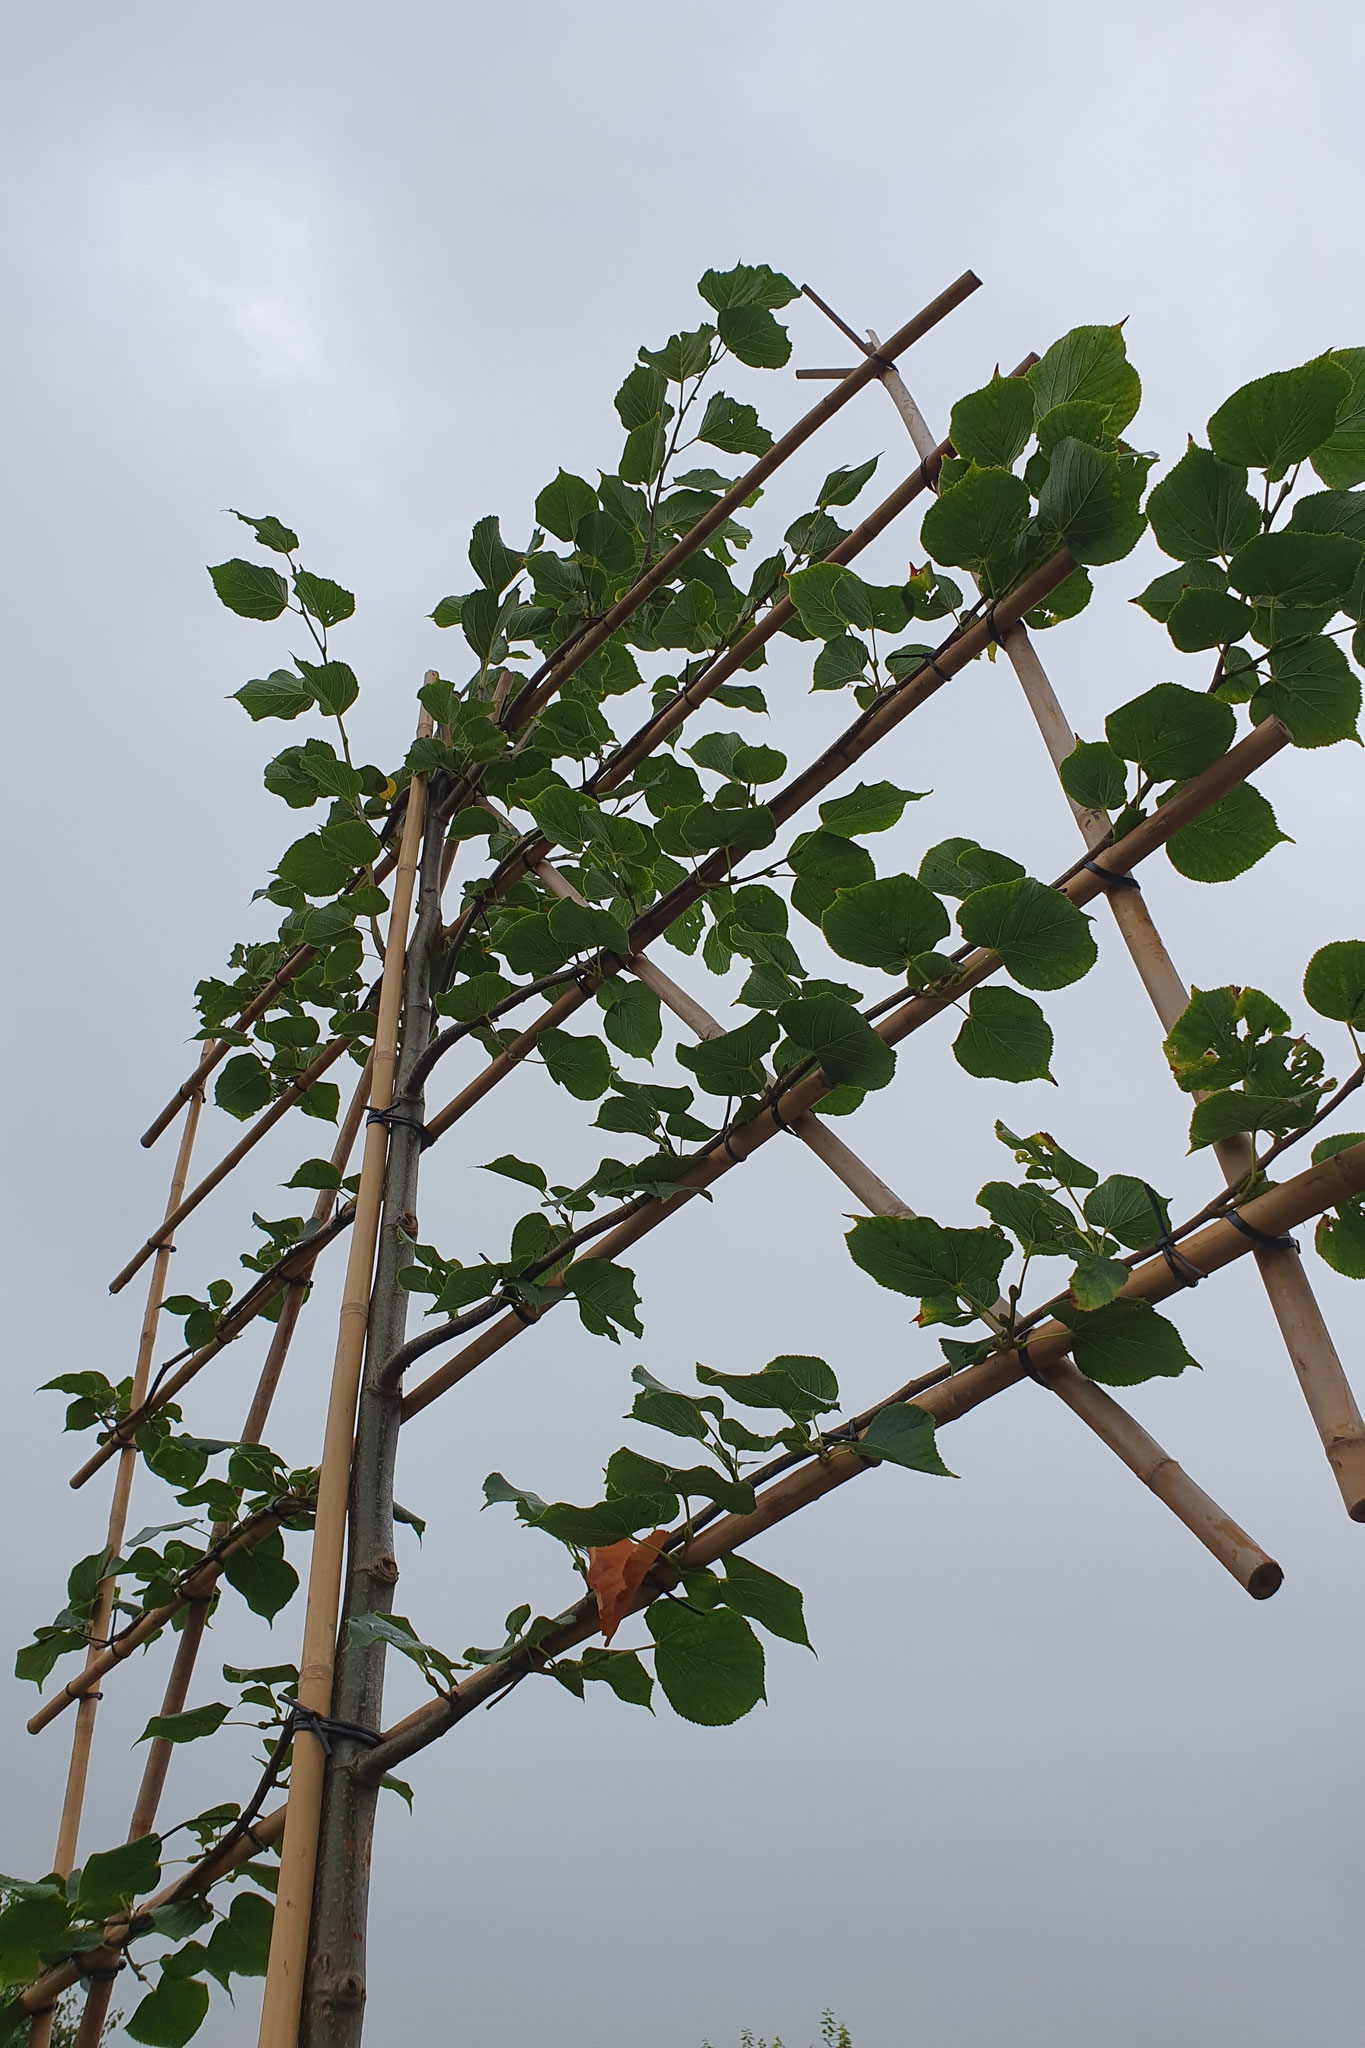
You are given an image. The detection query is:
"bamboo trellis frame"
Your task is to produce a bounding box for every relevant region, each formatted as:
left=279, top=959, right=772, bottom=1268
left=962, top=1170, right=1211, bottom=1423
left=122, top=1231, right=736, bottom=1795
left=17, top=274, right=1364, bottom=2048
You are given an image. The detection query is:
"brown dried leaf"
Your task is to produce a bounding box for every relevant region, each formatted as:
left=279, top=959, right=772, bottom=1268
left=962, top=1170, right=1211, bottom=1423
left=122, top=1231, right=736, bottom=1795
left=586, top=1528, right=670, bottom=1645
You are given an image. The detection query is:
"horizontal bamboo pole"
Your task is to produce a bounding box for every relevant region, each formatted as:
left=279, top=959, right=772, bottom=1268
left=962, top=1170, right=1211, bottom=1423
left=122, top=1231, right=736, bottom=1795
left=401, top=715, right=1291, bottom=1417
left=503, top=272, right=980, bottom=732
left=111, top=1033, right=355, bottom=1295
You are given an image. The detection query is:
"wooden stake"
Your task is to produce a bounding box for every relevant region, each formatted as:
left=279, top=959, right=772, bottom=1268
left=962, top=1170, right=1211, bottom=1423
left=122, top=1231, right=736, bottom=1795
left=255, top=712, right=432, bottom=2048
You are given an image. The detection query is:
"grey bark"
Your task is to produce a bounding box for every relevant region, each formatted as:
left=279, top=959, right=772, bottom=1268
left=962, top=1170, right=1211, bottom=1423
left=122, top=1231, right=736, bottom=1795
left=301, top=794, right=449, bottom=2048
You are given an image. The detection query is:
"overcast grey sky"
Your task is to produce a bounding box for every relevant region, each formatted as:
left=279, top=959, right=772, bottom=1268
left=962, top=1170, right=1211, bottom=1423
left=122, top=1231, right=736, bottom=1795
left=3, top=4, right=1363, bottom=2044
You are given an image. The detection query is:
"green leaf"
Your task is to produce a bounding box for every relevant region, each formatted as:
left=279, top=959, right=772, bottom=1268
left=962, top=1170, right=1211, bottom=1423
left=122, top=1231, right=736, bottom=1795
left=295, top=657, right=358, bottom=716
left=918, top=838, right=1025, bottom=898
left=1166, top=782, right=1289, bottom=882
left=1145, top=445, right=1261, bottom=560
left=1035, top=438, right=1145, bottom=565
left=214, top=1054, right=271, bottom=1121
left=846, top=1214, right=1009, bottom=1307
left=957, top=877, right=1097, bottom=990
left=821, top=874, right=949, bottom=972
left=919, top=466, right=1031, bottom=571
left=430, top=594, right=465, bottom=628
left=697, top=1354, right=839, bottom=1417
left=1252, top=634, right=1361, bottom=747
left=1209, top=358, right=1351, bottom=479
left=285, top=1157, right=344, bottom=1191
left=1291, top=486, right=1365, bottom=541
left=719, top=1555, right=811, bottom=1646
left=76, top=1834, right=161, bottom=1920
left=1165, top=588, right=1254, bottom=652
left=578, top=1647, right=655, bottom=1707
left=1027, top=326, right=1141, bottom=434
left=293, top=570, right=354, bottom=627
left=223, top=1533, right=298, bottom=1621
left=818, top=456, right=880, bottom=508
left=1316, top=1201, right=1365, bottom=1278
left=233, top=670, right=314, bottom=721
left=561, top=1260, right=643, bottom=1342
left=949, top=373, right=1034, bottom=469
left=547, top=897, right=630, bottom=958
left=202, top=1891, right=272, bottom=1985
left=231, top=510, right=298, bottom=554
left=976, top=1180, right=1081, bottom=1257
left=138, top=1702, right=230, bottom=1745
left=539, top=1028, right=613, bottom=1100
left=480, top=1154, right=548, bottom=1192
left=597, top=979, right=662, bottom=1060
left=717, top=304, right=791, bottom=368
left=811, top=634, right=870, bottom=690
left=857, top=1402, right=955, bottom=1477
left=1228, top=531, right=1363, bottom=606
left=698, top=393, right=772, bottom=457
left=676, top=1012, right=778, bottom=1096
left=1058, top=739, right=1126, bottom=810
left=952, top=986, right=1054, bottom=1082
left=1024, top=562, right=1094, bottom=629
left=1134, top=559, right=1229, bottom=625
left=535, top=470, right=597, bottom=543
left=208, top=558, right=289, bottom=621
left=697, top=262, right=798, bottom=310
left=468, top=514, right=525, bottom=594
left=127, top=1973, right=210, bottom=2047
left=1068, top=1298, right=1198, bottom=1385
left=818, top=781, right=927, bottom=837
left=648, top=1600, right=766, bottom=1725
left=1069, top=1250, right=1130, bottom=1310
left=776, top=996, right=895, bottom=1091
left=639, top=325, right=717, bottom=383
left=1311, top=348, right=1365, bottom=488
left=1188, top=1089, right=1316, bottom=1150
left=1083, top=1174, right=1164, bottom=1250
left=1106, top=682, right=1235, bottom=781
left=1303, top=939, right=1365, bottom=1025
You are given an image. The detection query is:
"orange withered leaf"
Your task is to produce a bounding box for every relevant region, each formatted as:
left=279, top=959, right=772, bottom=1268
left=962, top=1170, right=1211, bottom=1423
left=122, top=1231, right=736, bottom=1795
left=586, top=1528, right=670, bottom=1645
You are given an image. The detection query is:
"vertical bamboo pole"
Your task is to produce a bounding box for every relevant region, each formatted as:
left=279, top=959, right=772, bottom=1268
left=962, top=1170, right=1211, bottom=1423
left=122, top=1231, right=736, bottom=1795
left=869, top=337, right=1365, bottom=1520
left=28, top=1071, right=210, bottom=2048
left=70, top=1057, right=374, bottom=2048
left=256, top=716, right=432, bottom=2048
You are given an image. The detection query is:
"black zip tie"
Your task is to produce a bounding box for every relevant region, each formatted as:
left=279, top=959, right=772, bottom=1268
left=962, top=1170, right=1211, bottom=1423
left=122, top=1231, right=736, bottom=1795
left=923, top=653, right=953, bottom=685
left=366, top=1106, right=435, bottom=1151
left=1225, top=1211, right=1300, bottom=1254
left=507, top=1296, right=540, bottom=1327
left=768, top=1097, right=794, bottom=1133
left=82, top=1964, right=125, bottom=1982
left=1083, top=862, right=1141, bottom=893
left=242, top=1822, right=270, bottom=1852
left=983, top=605, right=1006, bottom=646
left=571, top=965, right=596, bottom=993
left=1143, top=1182, right=1205, bottom=1288
left=722, top=1128, right=744, bottom=1163
left=1016, top=1339, right=1045, bottom=1383
left=286, top=1704, right=380, bottom=1757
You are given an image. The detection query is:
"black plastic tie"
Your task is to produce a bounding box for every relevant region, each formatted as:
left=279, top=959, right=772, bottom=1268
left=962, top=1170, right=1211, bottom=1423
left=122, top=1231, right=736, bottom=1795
left=983, top=605, right=1007, bottom=646
left=768, top=1097, right=794, bottom=1134
left=1226, top=1211, right=1300, bottom=1255
left=286, top=1704, right=380, bottom=1757
left=507, top=1295, right=540, bottom=1327
left=366, top=1106, right=435, bottom=1151
left=1083, top=861, right=1141, bottom=894
left=721, top=1128, right=745, bottom=1164
left=1143, top=1182, right=1205, bottom=1288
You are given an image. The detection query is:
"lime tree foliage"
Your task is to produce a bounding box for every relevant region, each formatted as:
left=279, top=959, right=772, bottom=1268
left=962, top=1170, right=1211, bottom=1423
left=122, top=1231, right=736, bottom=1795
left=7, top=272, right=1365, bottom=2042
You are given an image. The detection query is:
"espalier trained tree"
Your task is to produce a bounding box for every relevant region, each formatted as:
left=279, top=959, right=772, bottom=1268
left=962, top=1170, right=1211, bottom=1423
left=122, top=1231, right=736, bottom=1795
left=7, top=262, right=1365, bottom=2048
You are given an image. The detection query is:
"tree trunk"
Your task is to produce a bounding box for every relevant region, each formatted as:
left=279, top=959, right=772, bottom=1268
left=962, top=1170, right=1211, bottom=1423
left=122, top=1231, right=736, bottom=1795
left=301, top=793, right=448, bottom=2047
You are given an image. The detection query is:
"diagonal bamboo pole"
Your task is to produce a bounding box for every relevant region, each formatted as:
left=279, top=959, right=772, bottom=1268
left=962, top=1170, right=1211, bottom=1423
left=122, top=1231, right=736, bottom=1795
left=397, top=715, right=1291, bottom=1418
left=360, top=1138, right=1365, bottom=1786
left=869, top=337, right=1365, bottom=1521
left=254, top=709, right=433, bottom=2048
left=28, top=1069, right=210, bottom=2048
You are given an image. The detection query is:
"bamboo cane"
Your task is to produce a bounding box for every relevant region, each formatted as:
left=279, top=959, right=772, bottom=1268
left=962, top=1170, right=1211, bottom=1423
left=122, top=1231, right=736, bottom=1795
left=862, top=340, right=1365, bottom=1523
left=254, top=709, right=432, bottom=2048
left=111, top=1032, right=356, bottom=1295
left=27, top=1076, right=210, bottom=2048
left=399, top=715, right=1291, bottom=1418
left=67, top=1067, right=373, bottom=2047
left=362, top=1140, right=1365, bottom=1787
